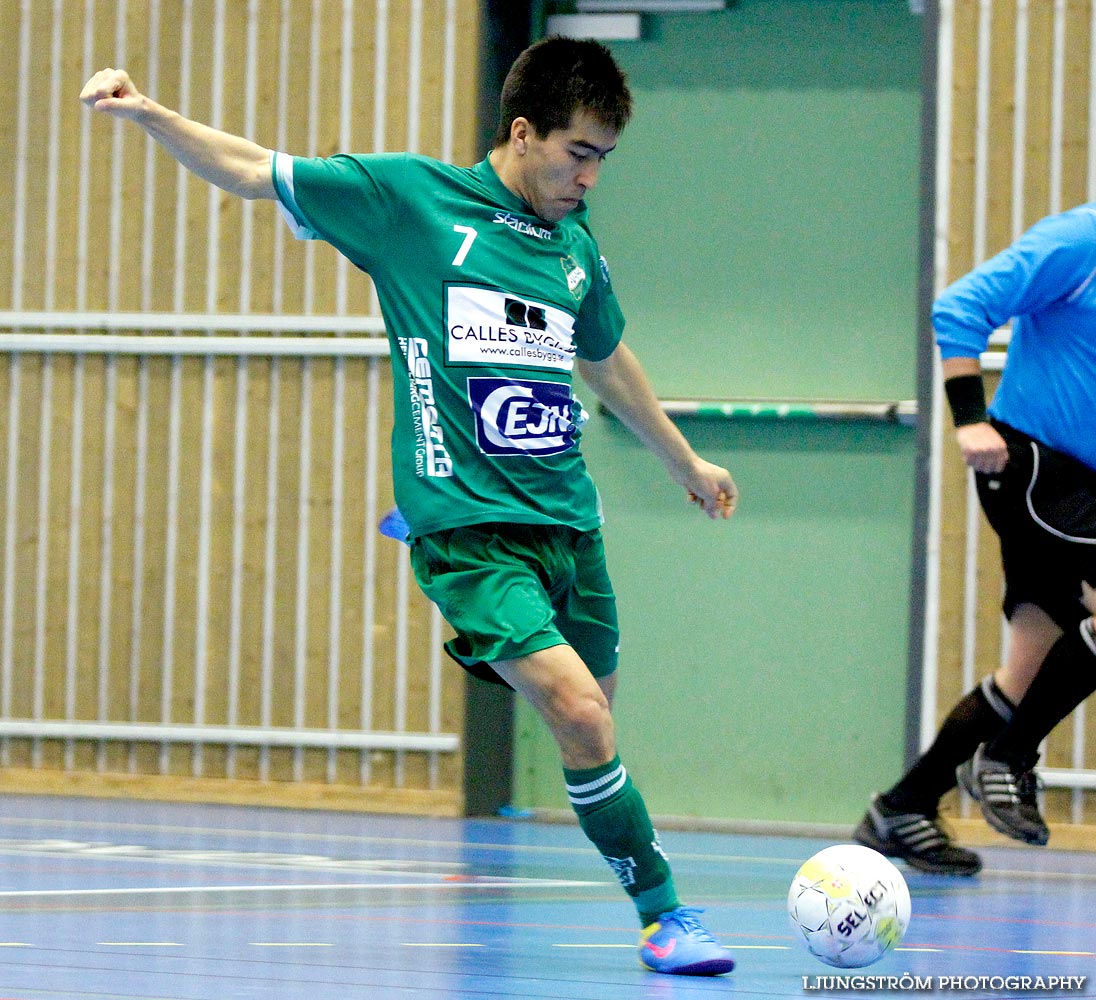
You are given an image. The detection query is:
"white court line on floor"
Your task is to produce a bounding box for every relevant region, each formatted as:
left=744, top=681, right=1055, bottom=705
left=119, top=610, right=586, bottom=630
left=2, top=815, right=1093, bottom=882
left=0, top=816, right=855, bottom=867
left=1015, top=949, right=1096, bottom=956
left=0, top=839, right=468, bottom=875
left=0, top=838, right=617, bottom=887
left=552, top=943, right=788, bottom=951
left=0, top=815, right=603, bottom=858
left=0, top=878, right=601, bottom=899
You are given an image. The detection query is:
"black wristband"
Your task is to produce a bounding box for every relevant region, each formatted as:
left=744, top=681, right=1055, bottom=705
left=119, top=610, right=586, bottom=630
left=944, top=373, right=988, bottom=427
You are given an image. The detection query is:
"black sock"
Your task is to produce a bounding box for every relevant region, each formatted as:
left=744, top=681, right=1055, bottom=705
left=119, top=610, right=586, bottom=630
left=986, top=619, right=1096, bottom=764
left=884, top=677, right=1013, bottom=814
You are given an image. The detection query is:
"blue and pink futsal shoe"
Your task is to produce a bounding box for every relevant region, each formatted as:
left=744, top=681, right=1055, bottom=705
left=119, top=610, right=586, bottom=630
left=638, top=907, right=735, bottom=976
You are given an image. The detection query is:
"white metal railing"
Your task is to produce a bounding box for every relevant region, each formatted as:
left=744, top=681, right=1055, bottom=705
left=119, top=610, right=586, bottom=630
left=0, top=721, right=456, bottom=753
left=652, top=398, right=917, bottom=424
left=0, top=324, right=453, bottom=782
left=0, top=312, right=386, bottom=336
left=0, top=331, right=388, bottom=359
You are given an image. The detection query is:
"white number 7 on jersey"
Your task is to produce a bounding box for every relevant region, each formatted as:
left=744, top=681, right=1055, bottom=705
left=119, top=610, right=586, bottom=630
left=451, top=225, right=478, bottom=267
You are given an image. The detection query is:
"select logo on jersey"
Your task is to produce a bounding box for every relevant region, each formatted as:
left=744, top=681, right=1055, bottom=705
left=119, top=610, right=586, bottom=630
left=447, top=285, right=576, bottom=371
left=561, top=255, right=587, bottom=300
left=400, top=336, right=454, bottom=479
left=468, top=377, right=577, bottom=457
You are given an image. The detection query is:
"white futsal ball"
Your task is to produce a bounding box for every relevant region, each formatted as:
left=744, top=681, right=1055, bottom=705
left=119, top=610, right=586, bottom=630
left=787, top=844, right=911, bottom=968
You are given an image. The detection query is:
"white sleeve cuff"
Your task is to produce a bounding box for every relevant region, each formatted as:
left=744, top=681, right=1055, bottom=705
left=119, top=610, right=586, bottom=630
left=272, top=151, right=320, bottom=241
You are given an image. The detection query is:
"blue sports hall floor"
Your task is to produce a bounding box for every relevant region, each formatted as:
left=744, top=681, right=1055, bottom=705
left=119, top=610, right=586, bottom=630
left=0, top=794, right=1091, bottom=999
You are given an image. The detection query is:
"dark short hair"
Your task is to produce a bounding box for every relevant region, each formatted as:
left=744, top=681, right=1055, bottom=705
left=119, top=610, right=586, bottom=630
left=492, top=36, right=632, bottom=147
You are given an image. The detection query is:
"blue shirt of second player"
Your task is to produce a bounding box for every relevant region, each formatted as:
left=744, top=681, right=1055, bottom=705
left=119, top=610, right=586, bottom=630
left=933, top=203, right=1096, bottom=471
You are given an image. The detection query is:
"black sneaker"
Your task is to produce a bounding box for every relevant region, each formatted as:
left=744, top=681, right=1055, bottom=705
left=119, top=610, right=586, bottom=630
left=969, top=744, right=1049, bottom=846
left=956, top=756, right=978, bottom=801
left=854, top=793, right=982, bottom=876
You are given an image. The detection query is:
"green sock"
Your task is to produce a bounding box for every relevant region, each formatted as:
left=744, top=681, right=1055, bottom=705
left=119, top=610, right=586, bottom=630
left=564, top=755, right=680, bottom=926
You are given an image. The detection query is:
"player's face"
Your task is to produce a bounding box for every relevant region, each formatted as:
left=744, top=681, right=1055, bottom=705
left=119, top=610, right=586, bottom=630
left=518, top=110, right=618, bottom=223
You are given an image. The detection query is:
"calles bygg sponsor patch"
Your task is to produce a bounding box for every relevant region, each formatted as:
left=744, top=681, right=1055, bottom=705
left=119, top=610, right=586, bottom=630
left=446, top=285, right=576, bottom=371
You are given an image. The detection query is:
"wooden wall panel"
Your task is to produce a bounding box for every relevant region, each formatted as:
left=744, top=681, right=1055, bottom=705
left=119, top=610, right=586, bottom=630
left=0, top=0, right=483, bottom=815
left=934, top=0, right=1096, bottom=836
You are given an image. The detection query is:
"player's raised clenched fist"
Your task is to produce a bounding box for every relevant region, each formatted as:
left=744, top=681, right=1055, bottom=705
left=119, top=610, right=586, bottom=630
left=79, top=68, right=146, bottom=119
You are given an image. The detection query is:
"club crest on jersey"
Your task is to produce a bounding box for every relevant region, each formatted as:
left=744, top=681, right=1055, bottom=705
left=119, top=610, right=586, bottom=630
left=468, top=377, right=576, bottom=457
left=560, top=255, right=587, bottom=300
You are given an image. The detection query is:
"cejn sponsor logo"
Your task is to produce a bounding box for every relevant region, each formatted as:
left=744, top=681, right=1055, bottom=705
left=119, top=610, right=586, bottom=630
left=447, top=285, right=576, bottom=371
left=468, top=377, right=576, bottom=457
left=493, top=211, right=552, bottom=241
left=400, top=336, right=454, bottom=478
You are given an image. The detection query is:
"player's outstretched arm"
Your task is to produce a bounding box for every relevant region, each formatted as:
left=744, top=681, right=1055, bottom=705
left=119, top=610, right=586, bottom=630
left=577, top=343, right=738, bottom=519
left=80, top=68, right=276, bottom=201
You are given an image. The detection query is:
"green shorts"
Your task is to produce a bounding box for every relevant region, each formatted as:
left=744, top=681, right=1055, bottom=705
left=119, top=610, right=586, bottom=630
left=409, top=522, right=619, bottom=687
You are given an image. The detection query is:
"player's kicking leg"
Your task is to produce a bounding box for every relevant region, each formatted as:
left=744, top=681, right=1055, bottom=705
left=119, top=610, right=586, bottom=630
left=492, top=644, right=735, bottom=976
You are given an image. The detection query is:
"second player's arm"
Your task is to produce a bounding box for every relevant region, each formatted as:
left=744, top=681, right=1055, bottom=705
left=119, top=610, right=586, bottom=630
left=576, top=343, right=738, bottom=519
left=940, top=355, right=1009, bottom=474
left=80, top=68, right=275, bottom=200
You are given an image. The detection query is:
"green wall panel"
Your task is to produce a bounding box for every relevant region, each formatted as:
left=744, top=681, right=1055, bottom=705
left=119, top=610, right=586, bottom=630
left=514, top=414, right=916, bottom=824
left=588, top=1, right=921, bottom=401
left=512, top=1, right=923, bottom=826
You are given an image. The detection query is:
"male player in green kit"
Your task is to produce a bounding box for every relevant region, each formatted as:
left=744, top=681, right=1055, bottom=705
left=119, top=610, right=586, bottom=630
left=81, top=36, right=738, bottom=975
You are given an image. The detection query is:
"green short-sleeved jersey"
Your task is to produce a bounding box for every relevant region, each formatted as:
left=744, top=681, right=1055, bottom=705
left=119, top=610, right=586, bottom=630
left=271, top=151, right=625, bottom=540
